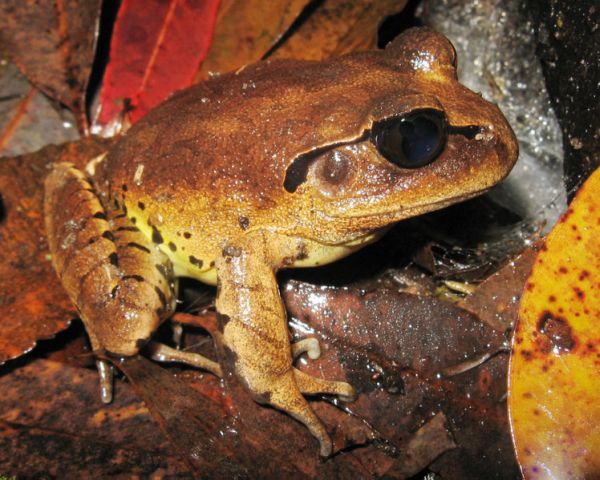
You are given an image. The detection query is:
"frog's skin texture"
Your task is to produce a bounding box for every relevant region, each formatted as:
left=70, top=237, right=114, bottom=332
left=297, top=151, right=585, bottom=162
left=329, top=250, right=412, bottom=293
left=44, top=28, right=518, bottom=456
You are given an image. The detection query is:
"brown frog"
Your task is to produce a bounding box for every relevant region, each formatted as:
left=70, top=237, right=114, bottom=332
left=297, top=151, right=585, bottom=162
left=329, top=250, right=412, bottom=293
left=44, top=28, right=518, bottom=456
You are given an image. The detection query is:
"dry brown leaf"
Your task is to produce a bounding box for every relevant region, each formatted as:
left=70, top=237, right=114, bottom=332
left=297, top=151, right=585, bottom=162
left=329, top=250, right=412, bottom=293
left=0, top=1, right=102, bottom=131
left=284, top=281, right=520, bottom=479
left=459, top=246, right=539, bottom=332
left=271, top=0, right=406, bottom=61
left=0, top=358, right=190, bottom=477
left=0, top=137, right=111, bottom=364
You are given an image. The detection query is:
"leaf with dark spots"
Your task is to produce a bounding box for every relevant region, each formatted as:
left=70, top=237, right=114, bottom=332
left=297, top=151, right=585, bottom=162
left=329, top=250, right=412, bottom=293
left=93, top=0, right=221, bottom=131
left=270, top=0, right=407, bottom=61
left=0, top=58, right=79, bottom=157
left=0, top=137, right=112, bottom=364
left=0, top=0, right=102, bottom=131
left=283, top=280, right=519, bottom=479
left=0, top=358, right=191, bottom=477
left=510, top=167, right=600, bottom=479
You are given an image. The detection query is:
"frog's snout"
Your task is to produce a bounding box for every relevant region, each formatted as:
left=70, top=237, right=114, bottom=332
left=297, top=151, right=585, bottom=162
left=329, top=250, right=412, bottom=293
left=494, top=120, right=519, bottom=173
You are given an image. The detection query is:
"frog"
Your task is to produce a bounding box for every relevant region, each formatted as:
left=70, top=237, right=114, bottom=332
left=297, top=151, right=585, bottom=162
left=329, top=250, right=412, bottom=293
left=43, top=27, right=518, bottom=457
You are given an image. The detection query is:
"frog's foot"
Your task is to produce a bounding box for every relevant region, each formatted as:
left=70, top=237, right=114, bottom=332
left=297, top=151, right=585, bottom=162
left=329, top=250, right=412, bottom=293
left=294, top=368, right=356, bottom=402
left=291, top=337, right=321, bottom=360
left=291, top=338, right=355, bottom=401
left=96, top=359, right=114, bottom=404
left=147, top=341, right=223, bottom=377
left=265, top=375, right=333, bottom=457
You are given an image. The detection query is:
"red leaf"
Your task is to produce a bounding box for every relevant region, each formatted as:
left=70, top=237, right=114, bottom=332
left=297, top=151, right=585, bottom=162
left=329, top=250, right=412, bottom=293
left=94, top=0, right=221, bottom=131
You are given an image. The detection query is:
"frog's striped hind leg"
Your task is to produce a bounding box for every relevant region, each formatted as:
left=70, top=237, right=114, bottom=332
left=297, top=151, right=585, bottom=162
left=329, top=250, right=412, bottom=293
left=44, top=162, right=181, bottom=400
left=45, top=162, right=223, bottom=400
left=44, top=162, right=178, bottom=354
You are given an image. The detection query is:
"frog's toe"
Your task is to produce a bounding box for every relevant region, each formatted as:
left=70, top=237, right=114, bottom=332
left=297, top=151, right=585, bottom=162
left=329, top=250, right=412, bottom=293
left=96, top=359, right=114, bottom=404
left=146, top=341, right=223, bottom=377
left=294, top=368, right=357, bottom=402
left=265, top=376, right=333, bottom=457
left=291, top=337, right=321, bottom=360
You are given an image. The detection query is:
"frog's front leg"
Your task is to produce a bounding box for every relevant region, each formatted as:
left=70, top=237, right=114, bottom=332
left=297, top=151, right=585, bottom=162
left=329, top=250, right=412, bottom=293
left=216, top=233, right=355, bottom=456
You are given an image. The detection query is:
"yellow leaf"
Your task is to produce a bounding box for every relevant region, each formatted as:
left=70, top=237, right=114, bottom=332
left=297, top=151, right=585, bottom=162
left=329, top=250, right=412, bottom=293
left=509, top=167, right=600, bottom=479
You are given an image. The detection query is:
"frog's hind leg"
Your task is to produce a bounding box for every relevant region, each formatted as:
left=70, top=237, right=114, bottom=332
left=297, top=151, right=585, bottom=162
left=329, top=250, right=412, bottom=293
left=44, top=161, right=177, bottom=353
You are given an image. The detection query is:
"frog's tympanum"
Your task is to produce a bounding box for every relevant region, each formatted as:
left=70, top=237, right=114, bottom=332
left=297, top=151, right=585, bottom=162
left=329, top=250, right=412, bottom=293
left=44, top=28, right=518, bottom=456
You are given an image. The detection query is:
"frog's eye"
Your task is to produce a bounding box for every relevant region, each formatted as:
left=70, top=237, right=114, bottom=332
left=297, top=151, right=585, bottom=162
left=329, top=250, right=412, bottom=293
left=371, top=110, right=447, bottom=168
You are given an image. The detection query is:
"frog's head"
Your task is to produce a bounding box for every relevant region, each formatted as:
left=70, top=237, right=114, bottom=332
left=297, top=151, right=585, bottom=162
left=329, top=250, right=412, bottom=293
left=279, top=28, right=518, bottom=244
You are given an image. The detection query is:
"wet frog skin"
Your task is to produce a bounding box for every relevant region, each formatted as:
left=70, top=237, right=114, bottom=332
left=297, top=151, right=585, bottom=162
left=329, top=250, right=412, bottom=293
left=43, top=28, right=518, bottom=456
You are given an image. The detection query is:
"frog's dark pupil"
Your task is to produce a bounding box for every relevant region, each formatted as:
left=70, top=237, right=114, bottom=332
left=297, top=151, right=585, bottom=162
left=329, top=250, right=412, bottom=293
left=372, top=109, right=447, bottom=168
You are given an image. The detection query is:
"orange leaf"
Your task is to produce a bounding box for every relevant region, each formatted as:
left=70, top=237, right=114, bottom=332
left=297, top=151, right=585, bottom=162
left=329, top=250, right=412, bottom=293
left=271, top=0, right=406, bottom=61
left=194, top=0, right=310, bottom=82
left=509, top=167, right=600, bottom=479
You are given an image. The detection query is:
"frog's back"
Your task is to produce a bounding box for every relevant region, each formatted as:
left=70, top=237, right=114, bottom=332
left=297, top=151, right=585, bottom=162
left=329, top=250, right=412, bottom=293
left=103, top=50, right=406, bottom=208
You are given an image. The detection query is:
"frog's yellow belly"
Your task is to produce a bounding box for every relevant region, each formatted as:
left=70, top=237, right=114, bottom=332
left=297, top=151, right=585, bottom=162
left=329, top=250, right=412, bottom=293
left=133, top=217, right=384, bottom=286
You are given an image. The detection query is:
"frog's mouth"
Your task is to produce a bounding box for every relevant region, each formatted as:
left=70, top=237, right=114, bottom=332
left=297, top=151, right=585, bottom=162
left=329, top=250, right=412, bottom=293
left=316, top=128, right=516, bottom=238
left=327, top=187, right=487, bottom=224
